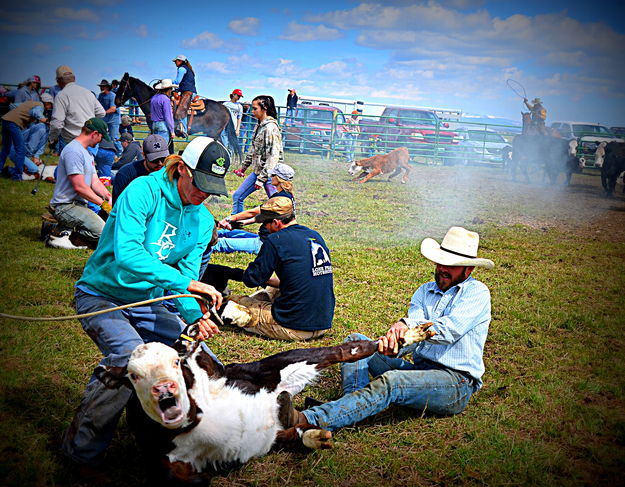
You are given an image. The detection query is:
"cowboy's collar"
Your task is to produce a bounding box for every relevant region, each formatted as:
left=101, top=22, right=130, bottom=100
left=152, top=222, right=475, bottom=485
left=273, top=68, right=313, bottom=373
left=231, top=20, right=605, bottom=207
left=430, top=275, right=474, bottom=295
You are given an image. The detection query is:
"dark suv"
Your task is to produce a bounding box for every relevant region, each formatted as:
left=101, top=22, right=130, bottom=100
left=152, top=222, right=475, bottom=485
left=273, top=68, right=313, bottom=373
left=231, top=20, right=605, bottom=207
left=283, top=104, right=345, bottom=153
left=360, top=106, right=459, bottom=160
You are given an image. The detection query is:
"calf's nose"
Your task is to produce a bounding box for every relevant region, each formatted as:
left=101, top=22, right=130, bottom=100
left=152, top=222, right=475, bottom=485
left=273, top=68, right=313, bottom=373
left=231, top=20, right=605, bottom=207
left=152, top=381, right=177, bottom=398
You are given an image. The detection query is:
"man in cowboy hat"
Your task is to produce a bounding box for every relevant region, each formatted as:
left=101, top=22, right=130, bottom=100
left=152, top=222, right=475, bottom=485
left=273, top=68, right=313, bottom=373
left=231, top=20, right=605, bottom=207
left=97, top=79, right=122, bottom=155
left=150, top=78, right=177, bottom=145
left=290, top=226, right=494, bottom=430
left=524, top=96, right=547, bottom=135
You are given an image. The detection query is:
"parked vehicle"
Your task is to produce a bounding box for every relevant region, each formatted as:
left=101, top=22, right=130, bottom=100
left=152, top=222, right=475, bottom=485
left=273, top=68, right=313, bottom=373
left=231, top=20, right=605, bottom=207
left=610, top=126, right=625, bottom=138
left=283, top=104, right=345, bottom=153
left=359, top=106, right=459, bottom=162
left=550, top=121, right=624, bottom=166
left=454, top=128, right=512, bottom=166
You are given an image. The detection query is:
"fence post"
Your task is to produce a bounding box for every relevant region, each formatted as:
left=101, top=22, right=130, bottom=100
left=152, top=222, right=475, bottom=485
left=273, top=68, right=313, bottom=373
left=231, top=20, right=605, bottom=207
left=330, top=111, right=337, bottom=160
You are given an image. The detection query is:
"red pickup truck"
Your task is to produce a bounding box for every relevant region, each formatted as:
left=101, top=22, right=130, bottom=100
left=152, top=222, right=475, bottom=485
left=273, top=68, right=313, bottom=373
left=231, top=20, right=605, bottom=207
left=360, top=106, right=459, bottom=162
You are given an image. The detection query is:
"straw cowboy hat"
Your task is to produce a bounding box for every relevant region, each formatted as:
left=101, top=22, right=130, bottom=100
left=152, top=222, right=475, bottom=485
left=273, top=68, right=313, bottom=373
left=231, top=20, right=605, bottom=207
left=420, top=226, right=494, bottom=269
left=154, top=79, right=178, bottom=90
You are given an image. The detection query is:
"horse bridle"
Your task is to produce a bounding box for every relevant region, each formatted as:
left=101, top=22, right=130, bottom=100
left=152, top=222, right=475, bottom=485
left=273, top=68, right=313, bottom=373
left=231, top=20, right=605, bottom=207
left=117, top=76, right=154, bottom=110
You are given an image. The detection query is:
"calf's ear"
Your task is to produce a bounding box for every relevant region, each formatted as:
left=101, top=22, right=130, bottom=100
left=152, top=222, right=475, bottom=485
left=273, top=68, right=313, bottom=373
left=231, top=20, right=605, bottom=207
left=94, top=365, right=130, bottom=389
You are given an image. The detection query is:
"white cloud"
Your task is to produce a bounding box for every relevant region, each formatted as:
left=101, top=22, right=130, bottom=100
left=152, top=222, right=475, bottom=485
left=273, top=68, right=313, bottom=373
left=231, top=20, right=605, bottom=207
left=52, top=7, right=98, bottom=22
left=200, top=62, right=232, bottom=74
left=181, top=31, right=242, bottom=52
left=318, top=61, right=348, bottom=74
left=228, top=17, right=260, bottom=36
left=280, top=21, right=342, bottom=42
left=302, top=2, right=625, bottom=107
left=135, top=24, right=148, bottom=38
left=182, top=31, right=225, bottom=49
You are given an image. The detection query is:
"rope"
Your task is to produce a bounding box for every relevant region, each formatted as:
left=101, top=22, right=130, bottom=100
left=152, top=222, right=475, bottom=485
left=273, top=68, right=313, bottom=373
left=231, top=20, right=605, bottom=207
left=506, top=79, right=526, bottom=100
left=0, top=294, right=213, bottom=322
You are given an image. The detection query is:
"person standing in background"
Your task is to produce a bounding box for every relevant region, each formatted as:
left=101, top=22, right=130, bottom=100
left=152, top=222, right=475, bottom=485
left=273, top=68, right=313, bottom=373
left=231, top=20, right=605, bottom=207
left=97, top=80, right=122, bottom=155
left=150, top=79, right=176, bottom=148
left=222, top=88, right=243, bottom=151
left=48, top=65, right=105, bottom=150
left=285, top=89, right=298, bottom=126
left=231, top=95, right=283, bottom=214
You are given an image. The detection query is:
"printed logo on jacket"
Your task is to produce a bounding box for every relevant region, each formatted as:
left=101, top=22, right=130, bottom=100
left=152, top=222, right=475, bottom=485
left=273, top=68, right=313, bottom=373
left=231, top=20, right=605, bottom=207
left=151, top=222, right=177, bottom=260
left=310, top=239, right=332, bottom=276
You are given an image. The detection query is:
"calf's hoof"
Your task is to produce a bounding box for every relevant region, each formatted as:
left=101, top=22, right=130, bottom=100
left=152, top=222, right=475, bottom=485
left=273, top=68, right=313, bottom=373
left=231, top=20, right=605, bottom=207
left=400, top=322, right=436, bottom=346
left=302, top=429, right=333, bottom=450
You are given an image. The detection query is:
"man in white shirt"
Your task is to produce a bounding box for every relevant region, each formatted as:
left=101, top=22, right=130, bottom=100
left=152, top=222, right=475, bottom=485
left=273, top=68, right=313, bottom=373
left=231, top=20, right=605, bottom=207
left=48, top=65, right=105, bottom=149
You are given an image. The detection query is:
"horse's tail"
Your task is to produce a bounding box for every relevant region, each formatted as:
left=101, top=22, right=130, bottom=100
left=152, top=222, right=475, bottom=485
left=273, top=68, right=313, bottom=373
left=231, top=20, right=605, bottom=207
left=223, top=118, right=243, bottom=166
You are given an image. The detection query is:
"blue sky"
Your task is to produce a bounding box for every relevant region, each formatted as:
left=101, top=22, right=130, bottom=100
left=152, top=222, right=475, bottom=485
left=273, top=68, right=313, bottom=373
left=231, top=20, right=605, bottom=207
left=2, top=0, right=624, bottom=126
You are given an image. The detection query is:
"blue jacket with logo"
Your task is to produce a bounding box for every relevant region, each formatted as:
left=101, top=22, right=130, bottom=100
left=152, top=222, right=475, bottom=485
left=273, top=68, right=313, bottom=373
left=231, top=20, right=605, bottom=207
left=77, top=168, right=214, bottom=324
left=243, top=224, right=334, bottom=331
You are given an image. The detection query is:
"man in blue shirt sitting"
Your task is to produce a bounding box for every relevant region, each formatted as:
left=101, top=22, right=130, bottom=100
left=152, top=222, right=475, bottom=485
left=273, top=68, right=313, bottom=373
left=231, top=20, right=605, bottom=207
left=112, top=134, right=168, bottom=204
left=290, top=226, right=494, bottom=429
left=222, top=196, right=335, bottom=341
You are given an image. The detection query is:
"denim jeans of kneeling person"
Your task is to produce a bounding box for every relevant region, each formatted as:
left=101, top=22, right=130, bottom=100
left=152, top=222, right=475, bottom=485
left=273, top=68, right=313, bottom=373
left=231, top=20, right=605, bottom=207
left=63, top=289, right=221, bottom=465
left=302, top=333, right=476, bottom=431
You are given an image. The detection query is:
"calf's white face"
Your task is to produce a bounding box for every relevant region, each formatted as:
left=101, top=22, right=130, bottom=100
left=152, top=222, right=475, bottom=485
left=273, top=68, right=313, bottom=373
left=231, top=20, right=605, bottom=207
left=348, top=161, right=360, bottom=175
left=127, top=342, right=191, bottom=429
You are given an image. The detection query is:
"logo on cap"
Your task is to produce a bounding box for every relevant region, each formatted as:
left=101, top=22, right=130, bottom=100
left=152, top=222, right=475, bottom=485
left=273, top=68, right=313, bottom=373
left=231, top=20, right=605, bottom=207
left=212, top=157, right=227, bottom=175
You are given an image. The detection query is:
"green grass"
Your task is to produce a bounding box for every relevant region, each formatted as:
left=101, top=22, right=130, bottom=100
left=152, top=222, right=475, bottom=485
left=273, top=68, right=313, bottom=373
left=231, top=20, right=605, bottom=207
left=0, top=151, right=624, bottom=486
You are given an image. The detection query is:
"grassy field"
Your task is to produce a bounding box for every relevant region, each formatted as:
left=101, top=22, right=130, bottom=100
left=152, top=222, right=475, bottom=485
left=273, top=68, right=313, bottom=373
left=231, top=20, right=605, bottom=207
left=0, top=151, right=624, bottom=486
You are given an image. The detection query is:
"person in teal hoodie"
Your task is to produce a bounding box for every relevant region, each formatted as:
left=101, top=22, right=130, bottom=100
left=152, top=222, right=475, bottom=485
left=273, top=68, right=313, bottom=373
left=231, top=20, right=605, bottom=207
left=62, top=136, right=230, bottom=469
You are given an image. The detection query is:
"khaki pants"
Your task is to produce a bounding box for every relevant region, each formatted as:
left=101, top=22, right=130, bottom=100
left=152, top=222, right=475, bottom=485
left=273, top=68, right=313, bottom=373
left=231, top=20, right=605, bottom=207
left=229, top=291, right=326, bottom=341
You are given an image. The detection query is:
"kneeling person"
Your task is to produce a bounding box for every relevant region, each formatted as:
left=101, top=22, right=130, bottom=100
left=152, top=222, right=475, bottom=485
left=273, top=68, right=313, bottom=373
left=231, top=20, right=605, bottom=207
left=48, top=118, right=112, bottom=248
left=223, top=196, right=334, bottom=341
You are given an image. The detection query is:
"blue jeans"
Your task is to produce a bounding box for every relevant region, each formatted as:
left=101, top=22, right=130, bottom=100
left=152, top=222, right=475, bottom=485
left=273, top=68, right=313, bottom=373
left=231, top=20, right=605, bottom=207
left=302, top=333, right=476, bottom=431
left=22, top=122, right=48, bottom=159
left=214, top=229, right=261, bottom=254
left=286, top=107, right=294, bottom=126
left=152, top=121, right=170, bottom=145
left=62, top=289, right=221, bottom=465
left=106, top=120, right=122, bottom=155
left=231, top=173, right=277, bottom=214
left=93, top=148, right=115, bottom=178
left=344, top=133, right=357, bottom=163
left=0, top=120, right=25, bottom=180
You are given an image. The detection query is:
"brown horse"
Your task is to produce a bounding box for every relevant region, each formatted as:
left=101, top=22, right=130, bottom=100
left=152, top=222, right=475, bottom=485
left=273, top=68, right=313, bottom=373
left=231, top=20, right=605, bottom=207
left=115, top=73, right=242, bottom=164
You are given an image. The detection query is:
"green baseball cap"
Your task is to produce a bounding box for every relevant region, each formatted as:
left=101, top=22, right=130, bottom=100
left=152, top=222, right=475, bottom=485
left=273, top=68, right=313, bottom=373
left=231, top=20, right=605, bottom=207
left=84, top=117, right=111, bottom=141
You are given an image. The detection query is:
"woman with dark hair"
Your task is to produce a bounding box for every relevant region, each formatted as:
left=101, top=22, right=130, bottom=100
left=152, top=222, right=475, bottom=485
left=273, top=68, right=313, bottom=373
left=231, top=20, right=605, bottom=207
left=231, top=95, right=283, bottom=214
left=172, top=54, right=197, bottom=136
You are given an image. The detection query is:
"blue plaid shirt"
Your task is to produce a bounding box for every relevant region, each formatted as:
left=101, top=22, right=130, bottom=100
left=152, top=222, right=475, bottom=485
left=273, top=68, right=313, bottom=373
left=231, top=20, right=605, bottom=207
left=403, top=276, right=491, bottom=388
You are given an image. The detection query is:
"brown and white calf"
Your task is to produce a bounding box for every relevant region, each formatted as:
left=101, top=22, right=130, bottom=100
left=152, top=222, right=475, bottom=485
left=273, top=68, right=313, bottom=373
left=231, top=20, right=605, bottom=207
left=348, top=147, right=412, bottom=184
left=96, top=327, right=375, bottom=484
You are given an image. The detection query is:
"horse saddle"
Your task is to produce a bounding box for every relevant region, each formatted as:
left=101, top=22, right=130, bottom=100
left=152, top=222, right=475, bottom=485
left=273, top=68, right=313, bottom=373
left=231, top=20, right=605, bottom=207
left=171, top=92, right=206, bottom=115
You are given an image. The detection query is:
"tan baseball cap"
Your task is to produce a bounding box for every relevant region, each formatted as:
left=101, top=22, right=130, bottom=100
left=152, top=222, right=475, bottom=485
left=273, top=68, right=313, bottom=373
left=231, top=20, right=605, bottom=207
left=254, top=196, right=294, bottom=223
left=55, top=65, right=74, bottom=78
